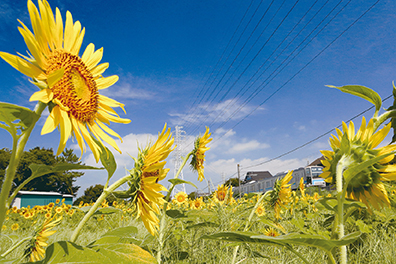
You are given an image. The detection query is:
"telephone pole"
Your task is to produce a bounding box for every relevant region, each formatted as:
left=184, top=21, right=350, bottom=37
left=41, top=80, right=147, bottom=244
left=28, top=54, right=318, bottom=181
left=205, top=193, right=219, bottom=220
left=237, top=164, right=241, bottom=198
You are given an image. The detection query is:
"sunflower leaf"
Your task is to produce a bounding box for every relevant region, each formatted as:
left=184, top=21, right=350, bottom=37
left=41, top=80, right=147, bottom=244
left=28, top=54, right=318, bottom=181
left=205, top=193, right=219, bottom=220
left=91, top=136, right=117, bottom=181
left=168, top=178, right=197, bottom=189
left=327, top=85, right=382, bottom=112
left=0, top=102, right=39, bottom=138
left=34, top=241, right=157, bottom=264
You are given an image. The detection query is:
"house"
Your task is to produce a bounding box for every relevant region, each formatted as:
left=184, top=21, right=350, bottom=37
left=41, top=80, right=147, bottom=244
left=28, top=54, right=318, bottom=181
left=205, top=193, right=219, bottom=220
left=10, top=191, right=73, bottom=209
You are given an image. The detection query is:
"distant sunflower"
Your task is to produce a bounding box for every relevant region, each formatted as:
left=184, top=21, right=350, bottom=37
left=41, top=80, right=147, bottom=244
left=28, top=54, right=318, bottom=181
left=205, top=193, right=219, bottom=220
left=321, top=117, right=396, bottom=210
left=11, top=223, right=19, bottom=231
left=0, top=0, right=130, bottom=162
left=255, top=204, right=265, bottom=217
left=26, top=216, right=62, bottom=262
left=133, top=124, right=174, bottom=235
left=191, top=197, right=205, bottom=210
left=263, top=227, right=280, bottom=237
left=190, top=127, right=212, bottom=181
left=269, top=171, right=292, bottom=219
left=174, top=191, right=188, bottom=205
left=213, top=184, right=233, bottom=204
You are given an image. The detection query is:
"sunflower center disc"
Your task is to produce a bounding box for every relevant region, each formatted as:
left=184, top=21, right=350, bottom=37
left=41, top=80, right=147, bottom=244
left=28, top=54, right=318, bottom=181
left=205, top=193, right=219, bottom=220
left=47, top=50, right=98, bottom=123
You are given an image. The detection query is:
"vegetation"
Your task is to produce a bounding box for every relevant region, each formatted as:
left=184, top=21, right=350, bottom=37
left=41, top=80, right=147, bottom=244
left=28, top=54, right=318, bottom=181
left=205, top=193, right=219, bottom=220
left=0, top=147, right=83, bottom=195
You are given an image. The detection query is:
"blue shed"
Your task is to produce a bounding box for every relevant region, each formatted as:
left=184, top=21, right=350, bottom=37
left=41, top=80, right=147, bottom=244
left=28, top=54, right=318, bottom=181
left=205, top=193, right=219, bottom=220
left=11, top=191, right=73, bottom=208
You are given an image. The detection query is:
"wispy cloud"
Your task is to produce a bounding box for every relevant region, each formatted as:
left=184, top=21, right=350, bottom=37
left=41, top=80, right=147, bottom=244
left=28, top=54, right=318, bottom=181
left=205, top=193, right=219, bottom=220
left=169, top=99, right=264, bottom=125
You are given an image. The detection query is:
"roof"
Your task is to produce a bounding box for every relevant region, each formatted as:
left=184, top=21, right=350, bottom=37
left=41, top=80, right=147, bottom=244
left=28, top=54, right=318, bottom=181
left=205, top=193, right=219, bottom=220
left=244, top=171, right=273, bottom=183
left=17, top=191, right=73, bottom=197
left=309, top=156, right=325, bottom=166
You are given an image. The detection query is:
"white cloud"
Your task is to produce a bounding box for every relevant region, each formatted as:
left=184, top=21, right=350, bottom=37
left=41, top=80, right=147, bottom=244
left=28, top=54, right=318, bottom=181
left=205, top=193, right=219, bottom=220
left=227, top=140, right=269, bottom=154
left=169, top=99, right=264, bottom=125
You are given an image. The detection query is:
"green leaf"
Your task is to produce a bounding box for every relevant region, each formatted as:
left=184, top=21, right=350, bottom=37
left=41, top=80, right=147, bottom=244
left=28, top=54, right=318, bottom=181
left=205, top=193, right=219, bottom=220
left=34, top=241, right=156, bottom=264
left=166, top=209, right=187, bottom=219
left=168, top=178, right=197, bottom=189
left=202, top=231, right=361, bottom=253
left=0, top=102, right=39, bottom=136
left=185, top=222, right=219, bottom=229
left=29, top=163, right=102, bottom=178
left=101, top=226, right=138, bottom=237
left=93, top=206, right=121, bottom=215
left=327, top=85, right=382, bottom=112
left=91, top=137, right=117, bottom=181
left=355, top=220, right=372, bottom=233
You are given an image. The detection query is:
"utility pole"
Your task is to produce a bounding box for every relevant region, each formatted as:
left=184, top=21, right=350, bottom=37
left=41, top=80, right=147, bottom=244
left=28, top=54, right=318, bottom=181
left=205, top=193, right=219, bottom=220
left=237, top=164, right=241, bottom=198
left=173, top=126, right=186, bottom=195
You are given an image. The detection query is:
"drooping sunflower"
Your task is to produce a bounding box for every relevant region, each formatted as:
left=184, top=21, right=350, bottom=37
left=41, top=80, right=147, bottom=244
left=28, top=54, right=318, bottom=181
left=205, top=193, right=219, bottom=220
left=190, top=127, right=212, bottom=181
left=268, top=171, right=292, bottom=219
left=133, top=124, right=174, bottom=235
left=0, top=0, right=130, bottom=162
left=320, top=117, right=396, bottom=210
left=174, top=191, right=188, bottom=205
left=25, top=216, right=62, bottom=262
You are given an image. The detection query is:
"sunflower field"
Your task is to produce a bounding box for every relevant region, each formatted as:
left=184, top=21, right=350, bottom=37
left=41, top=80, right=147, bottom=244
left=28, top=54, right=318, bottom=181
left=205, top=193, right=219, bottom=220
left=2, top=0, right=396, bottom=263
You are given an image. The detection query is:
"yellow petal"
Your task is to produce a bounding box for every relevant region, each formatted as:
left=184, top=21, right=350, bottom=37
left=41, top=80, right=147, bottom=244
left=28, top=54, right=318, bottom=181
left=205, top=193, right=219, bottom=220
left=41, top=105, right=60, bottom=135
left=81, top=43, right=95, bottom=64
left=85, top=47, right=103, bottom=70
left=96, top=75, right=119, bottom=90
left=29, top=89, right=53, bottom=103
left=56, top=109, right=72, bottom=155
left=0, top=51, right=44, bottom=78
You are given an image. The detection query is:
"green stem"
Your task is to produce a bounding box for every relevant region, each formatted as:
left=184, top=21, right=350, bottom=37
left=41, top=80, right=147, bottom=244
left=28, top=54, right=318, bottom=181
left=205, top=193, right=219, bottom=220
left=0, top=236, right=32, bottom=258
left=70, top=174, right=132, bottom=243
left=157, top=151, right=193, bottom=263
left=336, top=156, right=347, bottom=264
left=0, top=102, right=46, bottom=234
left=232, top=192, right=269, bottom=264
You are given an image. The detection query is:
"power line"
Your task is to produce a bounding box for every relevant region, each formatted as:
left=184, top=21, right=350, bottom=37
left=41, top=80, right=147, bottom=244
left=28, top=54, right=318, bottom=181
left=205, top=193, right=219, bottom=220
left=242, top=93, right=392, bottom=170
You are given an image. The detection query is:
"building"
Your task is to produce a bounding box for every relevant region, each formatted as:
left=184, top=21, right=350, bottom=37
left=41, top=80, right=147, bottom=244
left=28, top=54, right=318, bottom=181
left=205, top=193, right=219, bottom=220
left=10, top=191, right=73, bottom=209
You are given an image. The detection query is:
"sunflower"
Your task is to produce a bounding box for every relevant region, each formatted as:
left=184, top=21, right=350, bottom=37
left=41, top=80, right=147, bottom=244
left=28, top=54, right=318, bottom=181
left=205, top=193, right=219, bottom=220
left=133, top=124, right=174, bottom=236
left=174, top=191, right=188, bottom=205
left=191, top=197, right=205, bottom=210
left=255, top=204, right=265, bottom=217
left=26, top=216, right=62, bottom=262
left=190, top=127, right=212, bottom=181
left=320, top=117, right=396, bottom=210
left=11, top=223, right=19, bottom=231
left=263, top=227, right=280, bottom=237
left=0, top=0, right=130, bottom=162
left=299, top=177, right=305, bottom=197
left=213, top=184, right=233, bottom=204
left=269, top=171, right=292, bottom=219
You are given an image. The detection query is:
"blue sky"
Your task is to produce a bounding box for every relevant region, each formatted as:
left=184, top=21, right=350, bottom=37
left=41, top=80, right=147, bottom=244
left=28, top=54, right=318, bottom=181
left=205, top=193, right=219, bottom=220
left=1, top=0, right=396, bottom=196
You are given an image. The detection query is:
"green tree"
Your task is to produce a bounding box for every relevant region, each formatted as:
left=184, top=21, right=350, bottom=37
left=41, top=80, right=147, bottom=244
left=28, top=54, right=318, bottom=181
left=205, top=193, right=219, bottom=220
left=0, top=147, right=83, bottom=195
left=224, top=177, right=240, bottom=187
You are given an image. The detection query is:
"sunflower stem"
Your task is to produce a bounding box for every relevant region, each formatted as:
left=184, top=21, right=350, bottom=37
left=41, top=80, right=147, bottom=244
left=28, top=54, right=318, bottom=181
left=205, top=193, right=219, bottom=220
left=0, top=236, right=33, bottom=258
left=0, top=102, right=46, bottom=235
left=70, top=174, right=132, bottom=243
left=336, top=156, right=347, bottom=264
left=232, top=192, right=269, bottom=264
left=157, top=151, right=193, bottom=263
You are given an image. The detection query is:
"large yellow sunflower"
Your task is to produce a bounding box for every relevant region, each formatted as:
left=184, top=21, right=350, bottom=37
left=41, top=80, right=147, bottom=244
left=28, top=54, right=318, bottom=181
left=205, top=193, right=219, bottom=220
left=320, top=117, right=396, bottom=210
left=0, top=0, right=130, bottom=161
left=190, top=127, right=212, bottom=181
left=174, top=191, right=188, bottom=205
left=134, top=124, right=174, bottom=235
left=269, top=171, right=292, bottom=219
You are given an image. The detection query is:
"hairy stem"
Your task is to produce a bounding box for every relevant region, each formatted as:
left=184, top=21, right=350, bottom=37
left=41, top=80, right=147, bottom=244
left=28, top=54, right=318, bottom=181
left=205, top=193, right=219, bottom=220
left=336, top=156, right=347, bottom=264
left=0, top=102, right=46, bottom=234
left=70, top=174, right=132, bottom=243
